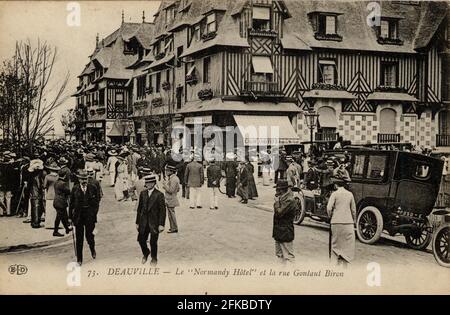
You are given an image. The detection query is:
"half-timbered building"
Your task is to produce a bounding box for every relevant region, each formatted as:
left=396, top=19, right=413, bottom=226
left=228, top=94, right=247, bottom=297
left=73, top=16, right=154, bottom=143
left=76, top=0, right=450, bottom=154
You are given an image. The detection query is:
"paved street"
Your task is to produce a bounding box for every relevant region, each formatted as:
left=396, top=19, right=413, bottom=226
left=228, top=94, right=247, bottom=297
left=1, top=175, right=449, bottom=294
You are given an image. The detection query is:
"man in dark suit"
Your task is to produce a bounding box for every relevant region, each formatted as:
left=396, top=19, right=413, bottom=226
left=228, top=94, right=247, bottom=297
left=136, top=174, right=166, bottom=266
left=69, top=170, right=100, bottom=266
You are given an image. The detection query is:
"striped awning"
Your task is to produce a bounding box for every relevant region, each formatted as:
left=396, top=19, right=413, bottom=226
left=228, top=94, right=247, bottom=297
left=233, top=115, right=300, bottom=146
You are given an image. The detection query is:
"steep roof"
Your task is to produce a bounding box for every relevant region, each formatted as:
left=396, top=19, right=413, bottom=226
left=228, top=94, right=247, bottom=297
left=284, top=0, right=425, bottom=54
left=414, top=1, right=449, bottom=50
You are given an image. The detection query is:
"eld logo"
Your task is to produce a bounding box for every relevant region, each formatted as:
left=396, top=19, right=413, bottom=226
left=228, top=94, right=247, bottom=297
left=8, top=264, right=28, bottom=276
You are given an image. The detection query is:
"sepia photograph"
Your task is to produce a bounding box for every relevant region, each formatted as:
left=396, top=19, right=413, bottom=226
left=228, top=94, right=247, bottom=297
left=0, top=0, right=449, bottom=297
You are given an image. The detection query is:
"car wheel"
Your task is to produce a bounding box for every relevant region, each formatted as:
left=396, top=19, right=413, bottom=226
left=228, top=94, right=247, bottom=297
left=432, top=225, right=450, bottom=268
left=405, top=218, right=432, bottom=250
left=293, top=195, right=306, bottom=225
left=356, top=206, right=383, bottom=244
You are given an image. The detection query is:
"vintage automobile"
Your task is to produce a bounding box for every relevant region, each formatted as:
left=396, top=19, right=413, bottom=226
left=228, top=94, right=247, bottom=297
left=432, top=209, right=450, bottom=268
left=293, top=148, right=444, bottom=250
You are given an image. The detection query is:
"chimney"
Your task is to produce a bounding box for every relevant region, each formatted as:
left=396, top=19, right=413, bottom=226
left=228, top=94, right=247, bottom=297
left=95, top=33, right=99, bottom=48
left=122, top=10, right=124, bottom=24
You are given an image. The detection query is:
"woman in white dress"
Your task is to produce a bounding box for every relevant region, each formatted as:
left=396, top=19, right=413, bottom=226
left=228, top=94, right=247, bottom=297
left=114, top=155, right=130, bottom=201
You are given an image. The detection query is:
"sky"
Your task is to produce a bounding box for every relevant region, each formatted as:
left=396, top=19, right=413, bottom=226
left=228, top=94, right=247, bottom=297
left=0, top=0, right=161, bottom=136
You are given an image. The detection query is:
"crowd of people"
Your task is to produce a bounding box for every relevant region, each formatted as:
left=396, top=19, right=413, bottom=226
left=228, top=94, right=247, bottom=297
left=0, top=137, right=447, bottom=267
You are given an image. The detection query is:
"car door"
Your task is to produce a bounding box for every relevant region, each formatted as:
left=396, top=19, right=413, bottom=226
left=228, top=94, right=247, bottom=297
left=348, top=152, right=366, bottom=210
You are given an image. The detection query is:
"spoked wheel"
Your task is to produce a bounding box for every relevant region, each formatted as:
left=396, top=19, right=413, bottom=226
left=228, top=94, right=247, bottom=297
left=293, top=193, right=306, bottom=225
left=356, top=206, right=383, bottom=244
left=218, top=177, right=227, bottom=195
left=432, top=225, right=450, bottom=268
left=404, top=218, right=433, bottom=250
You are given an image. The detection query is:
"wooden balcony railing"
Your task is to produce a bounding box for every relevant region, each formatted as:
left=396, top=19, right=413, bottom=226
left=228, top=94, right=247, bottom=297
left=436, top=134, right=450, bottom=147
left=248, top=28, right=278, bottom=37
left=315, top=132, right=339, bottom=142
left=377, top=133, right=400, bottom=143
left=241, top=81, right=283, bottom=98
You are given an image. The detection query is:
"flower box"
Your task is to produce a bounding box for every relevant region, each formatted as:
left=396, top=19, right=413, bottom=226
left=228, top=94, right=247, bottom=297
left=162, top=81, right=171, bottom=91
left=198, top=88, right=213, bottom=101
left=311, top=83, right=346, bottom=91
left=152, top=97, right=163, bottom=108
left=375, top=86, right=408, bottom=93
left=134, top=100, right=149, bottom=109
left=377, top=37, right=403, bottom=46
left=201, top=31, right=217, bottom=42
left=186, top=74, right=198, bottom=86
left=155, top=52, right=166, bottom=60
left=314, top=33, right=343, bottom=42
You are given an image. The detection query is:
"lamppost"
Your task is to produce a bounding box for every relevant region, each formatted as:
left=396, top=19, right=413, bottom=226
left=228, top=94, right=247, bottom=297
left=304, top=109, right=319, bottom=144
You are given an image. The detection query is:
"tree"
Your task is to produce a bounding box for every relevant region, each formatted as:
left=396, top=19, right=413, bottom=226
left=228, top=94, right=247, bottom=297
left=0, top=39, right=70, bottom=154
left=60, top=108, right=77, bottom=140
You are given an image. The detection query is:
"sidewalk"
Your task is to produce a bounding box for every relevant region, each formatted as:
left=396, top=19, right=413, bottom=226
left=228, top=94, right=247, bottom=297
left=0, top=216, right=70, bottom=253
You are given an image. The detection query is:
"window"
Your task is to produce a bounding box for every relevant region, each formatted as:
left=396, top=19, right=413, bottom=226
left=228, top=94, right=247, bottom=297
left=381, top=61, right=398, bottom=88
left=99, top=89, right=105, bottom=106
left=164, top=38, right=173, bottom=54
left=203, top=57, right=211, bottom=83
left=115, top=91, right=124, bottom=105
left=192, top=24, right=201, bottom=42
left=367, top=155, right=387, bottom=180
left=380, top=19, right=398, bottom=39
left=137, top=76, right=146, bottom=99
left=166, top=69, right=170, bottom=82
left=206, top=13, right=216, bottom=34
left=156, top=72, right=161, bottom=93
left=353, top=155, right=366, bottom=177
left=252, top=56, right=273, bottom=74
left=176, top=86, right=183, bottom=109
left=176, top=46, right=184, bottom=67
left=318, top=15, right=337, bottom=35
left=319, top=60, right=337, bottom=84
left=414, top=164, right=430, bottom=179
left=252, top=6, right=271, bottom=31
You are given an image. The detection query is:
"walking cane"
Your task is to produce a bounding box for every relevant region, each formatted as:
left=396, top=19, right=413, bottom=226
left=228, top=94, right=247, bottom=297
left=71, top=222, right=77, bottom=261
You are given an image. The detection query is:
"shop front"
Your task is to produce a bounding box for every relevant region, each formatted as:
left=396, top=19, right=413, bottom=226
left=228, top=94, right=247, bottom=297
left=85, top=121, right=105, bottom=142
left=105, top=120, right=134, bottom=144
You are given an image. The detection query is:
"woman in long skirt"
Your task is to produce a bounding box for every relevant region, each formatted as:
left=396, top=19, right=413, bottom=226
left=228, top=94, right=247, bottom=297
left=114, top=156, right=130, bottom=201
left=326, top=174, right=356, bottom=267
left=245, top=161, right=258, bottom=200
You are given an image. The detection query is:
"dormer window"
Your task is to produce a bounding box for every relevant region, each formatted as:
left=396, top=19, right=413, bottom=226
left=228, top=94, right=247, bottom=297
left=193, top=24, right=201, bottom=42
left=310, top=12, right=342, bottom=41
left=252, top=6, right=271, bottom=31
left=377, top=18, right=403, bottom=45
left=206, top=13, right=216, bottom=34
left=124, top=41, right=135, bottom=55
left=319, top=15, right=336, bottom=35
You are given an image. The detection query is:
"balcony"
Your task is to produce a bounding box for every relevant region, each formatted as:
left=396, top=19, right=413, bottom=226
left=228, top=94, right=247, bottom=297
left=315, top=132, right=339, bottom=142
left=249, top=28, right=278, bottom=38
left=241, top=81, right=284, bottom=98
left=377, top=133, right=400, bottom=143
left=436, top=134, right=450, bottom=147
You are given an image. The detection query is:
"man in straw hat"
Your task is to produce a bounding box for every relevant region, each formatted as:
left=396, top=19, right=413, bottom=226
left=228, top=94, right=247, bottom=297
left=136, top=174, right=166, bottom=266
left=28, top=158, right=46, bottom=228
left=162, top=165, right=180, bottom=233
left=326, top=172, right=356, bottom=267
left=272, top=179, right=297, bottom=264
left=69, top=170, right=100, bottom=266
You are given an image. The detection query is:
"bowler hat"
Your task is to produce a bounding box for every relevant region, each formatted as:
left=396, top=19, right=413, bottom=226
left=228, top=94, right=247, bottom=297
left=58, top=157, right=69, bottom=165
left=165, top=165, right=177, bottom=172
left=108, top=150, right=118, bottom=156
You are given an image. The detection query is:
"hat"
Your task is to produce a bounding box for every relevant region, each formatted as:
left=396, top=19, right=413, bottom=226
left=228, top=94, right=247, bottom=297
left=58, top=157, right=69, bottom=165
left=332, top=168, right=351, bottom=183
left=28, top=159, right=44, bottom=172
left=165, top=165, right=177, bottom=172
left=226, top=152, right=235, bottom=160
left=285, top=155, right=294, bottom=162
left=45, top=161, right=61, bottom=172
left=76, top=170, right=88, bottom=179
left=77, top=148, right=84, bottom=155
left=85, top=153, right=95, bottom=162
left=143, top=174, right=157, bottom=184
left=307, top=160, right=316, bottom=165
left=86, top=167, right=95, bottom=176
left=139, top=167, right=152, bottom=175
left=108, top=150, right=118, bottom=156
left=274, top=179, right=289, bottom=190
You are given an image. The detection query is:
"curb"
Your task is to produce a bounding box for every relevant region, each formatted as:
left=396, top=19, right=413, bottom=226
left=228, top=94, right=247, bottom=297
left=0, top=235, right=71, bottom=254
